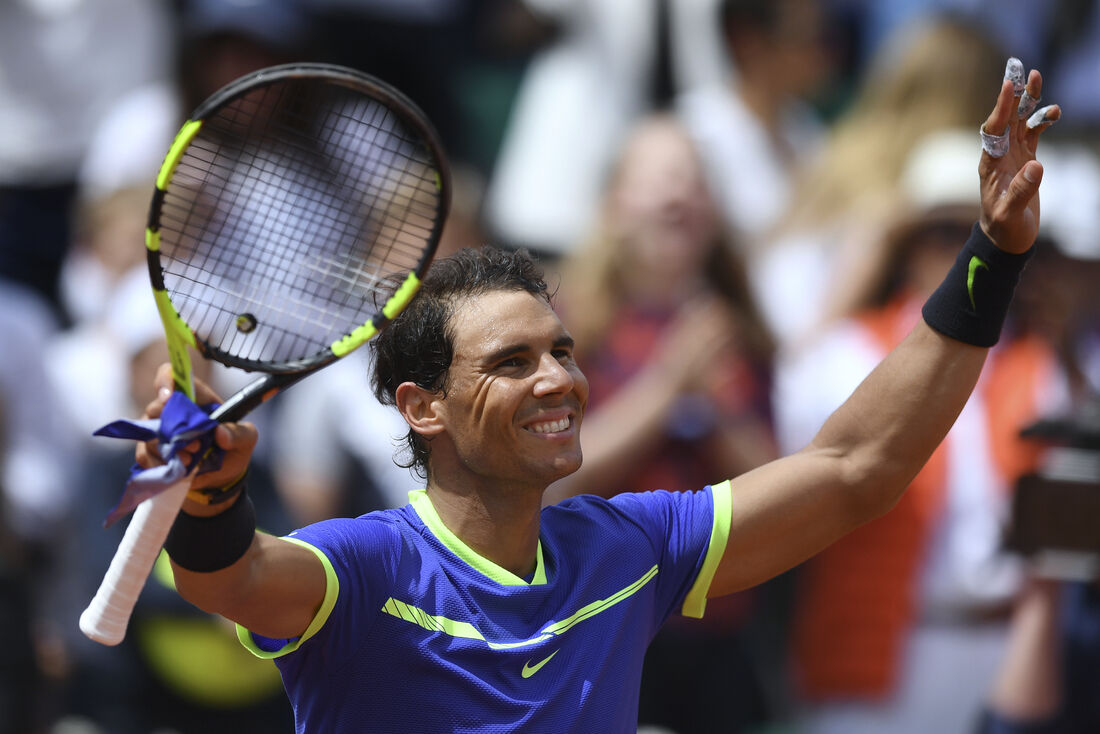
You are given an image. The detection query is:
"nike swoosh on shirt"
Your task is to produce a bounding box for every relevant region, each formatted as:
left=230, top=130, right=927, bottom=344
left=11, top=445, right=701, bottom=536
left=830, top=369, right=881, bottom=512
left=521, top=649, right=559, bottom=679
left=967, top=255, right=989, bottom=310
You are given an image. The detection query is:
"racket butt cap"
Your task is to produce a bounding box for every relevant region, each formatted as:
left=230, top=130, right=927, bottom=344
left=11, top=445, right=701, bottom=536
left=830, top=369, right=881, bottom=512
left=79, top=599, right=128, bottom=646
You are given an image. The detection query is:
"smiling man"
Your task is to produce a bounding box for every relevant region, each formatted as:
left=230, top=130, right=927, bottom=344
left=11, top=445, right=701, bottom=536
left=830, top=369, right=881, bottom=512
left=145, top=62, right=1059, bottom=732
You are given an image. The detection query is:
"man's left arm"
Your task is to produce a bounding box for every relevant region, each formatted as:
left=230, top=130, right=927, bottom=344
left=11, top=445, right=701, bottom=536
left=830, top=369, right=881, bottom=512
left=707, top=63, right=1060, bottom=597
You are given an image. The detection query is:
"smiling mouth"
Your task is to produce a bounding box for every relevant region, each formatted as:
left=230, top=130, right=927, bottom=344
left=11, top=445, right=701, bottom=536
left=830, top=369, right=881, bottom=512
left=525, top=416, right=571, bottom=434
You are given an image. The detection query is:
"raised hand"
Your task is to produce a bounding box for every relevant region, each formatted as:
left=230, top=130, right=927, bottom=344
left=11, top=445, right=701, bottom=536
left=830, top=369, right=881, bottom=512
left=136, top=363, right=257, bottom=495
left=978, top=59, right=1061, bottom=254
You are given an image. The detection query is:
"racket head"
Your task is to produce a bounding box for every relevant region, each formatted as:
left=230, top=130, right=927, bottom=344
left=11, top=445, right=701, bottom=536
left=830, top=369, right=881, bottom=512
left=146, top=63, right=450, bottom=379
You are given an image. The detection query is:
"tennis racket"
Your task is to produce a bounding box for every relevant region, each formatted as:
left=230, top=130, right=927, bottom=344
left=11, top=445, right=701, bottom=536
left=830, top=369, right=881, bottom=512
left=80, top=63, right=450, bottom=646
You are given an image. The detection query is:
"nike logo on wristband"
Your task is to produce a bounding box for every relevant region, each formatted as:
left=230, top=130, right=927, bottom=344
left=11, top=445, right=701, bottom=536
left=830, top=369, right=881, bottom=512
left=967, top=255, right=989, bottom=310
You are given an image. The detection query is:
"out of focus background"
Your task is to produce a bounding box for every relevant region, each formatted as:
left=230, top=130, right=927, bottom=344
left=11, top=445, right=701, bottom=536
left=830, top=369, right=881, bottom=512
left=2, top=0, right=1099, bottom=732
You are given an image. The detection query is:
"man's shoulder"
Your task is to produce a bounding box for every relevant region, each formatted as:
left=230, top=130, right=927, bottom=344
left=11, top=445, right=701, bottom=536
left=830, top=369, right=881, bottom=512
left=284, top=504, right=416, bottom=548
left=543, top=488, right=712, bottom=535
left=548, top=488, right=707, bottom=509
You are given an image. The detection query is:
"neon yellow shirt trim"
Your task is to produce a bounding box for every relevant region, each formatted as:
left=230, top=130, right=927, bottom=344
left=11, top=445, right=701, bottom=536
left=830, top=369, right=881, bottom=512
left=409, top=489, right=547, bottom=586
left=681, top=480, right=733, bottom=618
left=236, top=537, right=340, bottom=659
left=380, top=563, right=659, bottom=650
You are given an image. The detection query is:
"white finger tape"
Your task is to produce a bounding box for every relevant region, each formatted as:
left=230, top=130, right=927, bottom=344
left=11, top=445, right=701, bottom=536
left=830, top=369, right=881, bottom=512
left=980, top=125, right=1010, bottom=158
left=1026, top=105, right=1058, bottom=130
left=1004, top=57, right=1025, bottom=95
left=1017, top=90, right=1039, bottom=119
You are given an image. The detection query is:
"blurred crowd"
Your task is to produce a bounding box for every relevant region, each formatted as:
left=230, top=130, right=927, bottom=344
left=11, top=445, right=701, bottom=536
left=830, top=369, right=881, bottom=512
left=1, top=0, right=1099, bottom=732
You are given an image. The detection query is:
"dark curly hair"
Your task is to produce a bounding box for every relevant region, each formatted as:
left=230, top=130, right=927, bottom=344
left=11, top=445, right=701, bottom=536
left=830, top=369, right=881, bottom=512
left=370, top=247, right=551, bottom=480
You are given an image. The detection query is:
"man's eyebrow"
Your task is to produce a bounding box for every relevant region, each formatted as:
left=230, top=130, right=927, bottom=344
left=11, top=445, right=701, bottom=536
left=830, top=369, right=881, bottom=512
left=483, top=343, right=529, bottom=365
left=482, top=334, right=574, bottom=365
left=554, top=334, right=575, bottom=350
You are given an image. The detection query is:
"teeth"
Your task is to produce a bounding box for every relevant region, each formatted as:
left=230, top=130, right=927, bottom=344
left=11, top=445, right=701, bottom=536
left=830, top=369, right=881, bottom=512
left=528, top=417, right=569, bottom=434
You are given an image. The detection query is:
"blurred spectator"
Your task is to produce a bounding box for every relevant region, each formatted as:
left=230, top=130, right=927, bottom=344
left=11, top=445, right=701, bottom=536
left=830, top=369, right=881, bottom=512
left=55, top=0, right=315, bottom=383
left=752, top=17, right=1005, bottom=349
left=0, top=402, right=46, bottom=734
left=49, top=0, right=316, bottom=454
left=1017, top=141, right=1100, bottom=400
left=852, top=0, right=1100, bottom=134
left=75, top=0, right=313, bottom=199
left=76, top=0, right=314, bottom=202
left=978, top=404, right=1100, bottom=734
left=774, top=129, right=1071, bottom=734
left=0, top=0, right=173, bottom=320
left=852, top=0, right=1056, bottom=73
left=848, top=0, right=1100, bottom=137
left=176, top=0, right=315, bottom=112
left=548, top=114, right=779, bottom=733
left=299, top=0, right=472, bottom=161
left=549, top=115, right=776, bottom=501
left=484, top=0, right=732, bottom=257
left=1045, top=1, right=1100, bottom=133
left=46, top=189, right=153, bottom=448
left=0, top=278, right=78, bottom=732
left=979, top=575, right=1100, bottom=734
left=61, top=187, right=150, bottom=330
left=0, top=280, right=76, bottom=543
left=677, top=0, right=836, bottom=251
left=41, top=9, right=316, bottom=722
left=974, top=145, right=1100, bottom=733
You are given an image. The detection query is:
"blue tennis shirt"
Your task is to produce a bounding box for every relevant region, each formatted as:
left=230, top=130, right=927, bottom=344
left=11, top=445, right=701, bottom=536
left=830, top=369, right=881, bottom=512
left=238, top=482, right=732, bottom=732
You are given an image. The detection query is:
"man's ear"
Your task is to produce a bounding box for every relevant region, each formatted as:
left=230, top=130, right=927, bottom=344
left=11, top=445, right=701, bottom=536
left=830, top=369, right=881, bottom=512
left=395, top=382, right=446, bottom=438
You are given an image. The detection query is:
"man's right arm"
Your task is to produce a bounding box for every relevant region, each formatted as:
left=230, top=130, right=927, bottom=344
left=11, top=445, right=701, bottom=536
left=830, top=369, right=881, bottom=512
left=140, top=363, right=328, bottom=639
left=172, top=523, right=327, bottom=640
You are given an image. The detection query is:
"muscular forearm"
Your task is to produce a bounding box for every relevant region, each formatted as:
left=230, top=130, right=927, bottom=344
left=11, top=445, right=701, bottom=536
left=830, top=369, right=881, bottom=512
left=810, top=320, right=987, bottom=514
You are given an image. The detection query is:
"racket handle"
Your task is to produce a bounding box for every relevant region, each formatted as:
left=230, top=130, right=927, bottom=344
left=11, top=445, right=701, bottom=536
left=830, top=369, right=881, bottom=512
left=79, top=479, right=190, bottom=645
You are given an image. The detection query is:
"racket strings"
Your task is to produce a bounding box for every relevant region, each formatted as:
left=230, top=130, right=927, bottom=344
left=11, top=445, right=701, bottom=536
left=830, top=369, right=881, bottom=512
left=157, top=77, right=443, bottom=367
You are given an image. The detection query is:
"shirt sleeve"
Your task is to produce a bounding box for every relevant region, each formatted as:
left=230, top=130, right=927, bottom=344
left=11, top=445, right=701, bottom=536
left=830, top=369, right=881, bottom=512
left=606, top=481, right=732, bottom=622
left=237, top=513, right=401, bottom=665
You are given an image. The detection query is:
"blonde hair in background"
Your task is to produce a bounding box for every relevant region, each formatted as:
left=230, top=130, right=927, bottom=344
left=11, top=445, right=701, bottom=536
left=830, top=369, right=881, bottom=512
left=558, top=114, right=774, bottom=365
left=783, top=17, right=1006, bottom=233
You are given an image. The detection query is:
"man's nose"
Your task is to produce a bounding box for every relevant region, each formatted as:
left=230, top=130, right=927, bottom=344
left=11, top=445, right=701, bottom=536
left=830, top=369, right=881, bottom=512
left=533, top=353, right=574, bottom=396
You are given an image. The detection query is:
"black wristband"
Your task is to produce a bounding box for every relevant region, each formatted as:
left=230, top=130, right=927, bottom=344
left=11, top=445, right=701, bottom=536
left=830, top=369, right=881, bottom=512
left=165, top=487, right=256, bottom=573
left=921, top=222, right=1034, bottom=347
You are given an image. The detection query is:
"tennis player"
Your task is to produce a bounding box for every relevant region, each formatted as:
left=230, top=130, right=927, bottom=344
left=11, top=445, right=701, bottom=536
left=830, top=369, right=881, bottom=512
left=142, top=64, right=1058, bottom=731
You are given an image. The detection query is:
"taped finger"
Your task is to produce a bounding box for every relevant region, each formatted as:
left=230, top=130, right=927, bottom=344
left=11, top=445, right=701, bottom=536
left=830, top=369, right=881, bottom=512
left=1004, top=57, right=1026, bottom=96
left=1026, top=104, right=1059, bottom=130
left=980, top=124, right=1010, bottom=158
left=1017, top=90, right=1040, bottom=119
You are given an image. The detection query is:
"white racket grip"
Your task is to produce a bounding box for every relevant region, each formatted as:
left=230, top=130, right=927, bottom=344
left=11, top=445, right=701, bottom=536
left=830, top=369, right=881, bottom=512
left=79, top=479, right=190, bottom=645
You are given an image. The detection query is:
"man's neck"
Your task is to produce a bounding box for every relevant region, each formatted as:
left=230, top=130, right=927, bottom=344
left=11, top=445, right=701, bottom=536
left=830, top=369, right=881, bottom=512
left=424, top=481, right=543, bottom=579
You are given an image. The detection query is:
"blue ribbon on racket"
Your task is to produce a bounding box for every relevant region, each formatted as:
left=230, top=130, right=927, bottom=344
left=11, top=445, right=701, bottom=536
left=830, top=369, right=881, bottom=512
left=93, top=392, right=225, bottom=527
